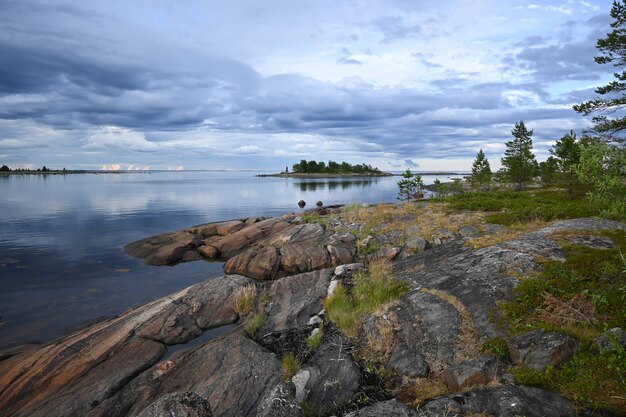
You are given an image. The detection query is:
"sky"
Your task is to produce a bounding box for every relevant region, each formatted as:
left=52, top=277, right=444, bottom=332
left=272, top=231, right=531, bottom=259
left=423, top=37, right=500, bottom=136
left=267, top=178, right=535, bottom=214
left=0, top=0, right=617, bottom=171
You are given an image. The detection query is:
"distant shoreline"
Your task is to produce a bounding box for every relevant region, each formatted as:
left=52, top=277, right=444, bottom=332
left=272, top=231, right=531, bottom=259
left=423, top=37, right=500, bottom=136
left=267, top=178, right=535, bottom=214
left=0, top=170, right=144, bottom=176
left=256, top=172, right=393, bottom=178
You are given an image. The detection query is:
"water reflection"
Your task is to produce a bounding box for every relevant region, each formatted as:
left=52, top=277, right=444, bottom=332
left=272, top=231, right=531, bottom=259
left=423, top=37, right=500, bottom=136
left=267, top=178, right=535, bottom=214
left=0, top=171, right=451, bottom=349
left=295, top=178, right=378, bottom=192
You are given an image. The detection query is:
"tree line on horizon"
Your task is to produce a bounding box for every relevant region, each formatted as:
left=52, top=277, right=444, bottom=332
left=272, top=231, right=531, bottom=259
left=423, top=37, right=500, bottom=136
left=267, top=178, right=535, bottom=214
left=0, top=165, right=56, bottom=172
left=290, top=160, right=382, bottom=174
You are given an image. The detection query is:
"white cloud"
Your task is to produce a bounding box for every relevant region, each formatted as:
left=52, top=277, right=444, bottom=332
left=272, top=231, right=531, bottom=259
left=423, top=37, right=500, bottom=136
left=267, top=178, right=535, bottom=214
left=85, top=127, right=159, bottom=152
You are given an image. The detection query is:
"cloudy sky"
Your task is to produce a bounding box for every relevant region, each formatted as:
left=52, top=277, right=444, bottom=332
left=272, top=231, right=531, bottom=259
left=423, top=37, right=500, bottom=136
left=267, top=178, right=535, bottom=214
left=0, top=0, right=616, bottom=171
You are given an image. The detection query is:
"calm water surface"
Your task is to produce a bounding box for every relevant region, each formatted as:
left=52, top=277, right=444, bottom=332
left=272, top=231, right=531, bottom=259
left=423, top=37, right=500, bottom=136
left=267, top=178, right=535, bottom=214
left=0, top=171, right=459, bottom=349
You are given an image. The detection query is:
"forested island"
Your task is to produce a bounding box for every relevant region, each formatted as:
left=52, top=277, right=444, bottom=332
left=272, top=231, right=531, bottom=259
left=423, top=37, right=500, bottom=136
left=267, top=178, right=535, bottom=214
left=257, top=159, right=393, bottom=177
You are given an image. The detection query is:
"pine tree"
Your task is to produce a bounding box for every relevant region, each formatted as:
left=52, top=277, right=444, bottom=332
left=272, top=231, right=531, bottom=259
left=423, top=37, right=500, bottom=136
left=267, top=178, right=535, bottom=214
left=469, top=149, right=492, bottom=189
left=397, top=169, right=424, bottom=201
left=550, top=130, right=581, bottom=198
left=501, top=121, right=537, bottom=189
left=573, top=0, right=626, bottom=142
left=539, top=156, right=559, bottom=185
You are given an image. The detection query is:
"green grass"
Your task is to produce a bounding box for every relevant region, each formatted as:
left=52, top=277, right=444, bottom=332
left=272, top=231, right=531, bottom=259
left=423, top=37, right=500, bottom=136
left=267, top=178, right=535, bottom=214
left=307, top=326, right=324, bottom=351
left=497, top=229, right=626, bottom=414
left=447, top=186, right=624, bottom=225
left=281, top=353, right=300, bottom=381
left=244, top=312, right=265, bottom=339
left=324, top=261, right=409, bottom=337
left=480, top=337, right=511, bottom=364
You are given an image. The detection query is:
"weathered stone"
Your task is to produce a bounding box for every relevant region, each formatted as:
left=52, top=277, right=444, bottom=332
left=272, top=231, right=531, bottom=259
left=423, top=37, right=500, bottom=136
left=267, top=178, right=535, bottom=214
left=405, top=225, right=422, bottom=235
left=280, top=243, right=331, bottom=274
left=345, top=399, right=417, bottom=416
left=181, top=250, right=202, bottom=262
left=592, top=327, right=626, bottom=353
left=367, top=247, right=400, bottom=262
left=444, top=356, right=498, bottom=391
left=564, top=234, right=616, bottom=249
left=295, top=330, right=360, bottom=414
left=458, top=225, right=480, bottom=237
left=94, top=333, right=281, bottom=417
left=334, top=263, right=365, bottom=279
left=216, top=220, right=246, bottom=235
left=327, top=244, right=356, bottom=265
left=197, top=245, right=221, bottom=259
left=508, top=330, right=579, bottom=371
left=0, top=275, right=253, bottom=417
left=257, top=382, right=303, bottom=417
left=135, top=392, right=213, bottom=417
left=388, top=341, right=429, bottom=378
left=417, top=385, right=575, bottom=417
left=298, top=200, right=306, bottom=208
left=401, top=237, right=429, bottom=257
left=262, top=269, right=334, bottom=332
left=125, top=231, right=202, bottom=266
left=246, top=247, right=281, bottom=280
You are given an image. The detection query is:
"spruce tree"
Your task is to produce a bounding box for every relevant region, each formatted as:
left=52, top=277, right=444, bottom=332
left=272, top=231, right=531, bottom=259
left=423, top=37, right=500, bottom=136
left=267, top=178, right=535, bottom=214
left=469, top=149, right=492, bottom=189
left=501, top=121, right=537, bottom=189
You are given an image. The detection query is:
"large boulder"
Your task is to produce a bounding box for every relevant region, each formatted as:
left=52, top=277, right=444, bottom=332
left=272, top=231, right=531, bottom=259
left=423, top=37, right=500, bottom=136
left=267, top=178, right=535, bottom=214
left=443, top=356, right=498, bottom=391
left=261, top=269, right=333, bottom=333
left=508, top=330, right=579, bottom=371
left=256, top=382, right=303, bottom=417
left=292, top=329, right=361, bottom=414
left=417, top=385, right=575, bottom=417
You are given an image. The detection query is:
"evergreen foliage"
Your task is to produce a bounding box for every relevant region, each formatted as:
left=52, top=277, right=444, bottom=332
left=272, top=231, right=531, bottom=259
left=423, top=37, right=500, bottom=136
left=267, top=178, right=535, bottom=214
left=291, top=159, right=382, bottom=174
left=538, top=156, right=559, bottom=184
left=576, top=138, right=626, bottom=218
left=501, top=121, right=537, bottom=189
left=551, top=130, right=581, bottom=198
left=469, top=149, right=492, bottom=188
left=397, top=169, right=424, bottom=201
left=573, top=0, right=626, bottom=142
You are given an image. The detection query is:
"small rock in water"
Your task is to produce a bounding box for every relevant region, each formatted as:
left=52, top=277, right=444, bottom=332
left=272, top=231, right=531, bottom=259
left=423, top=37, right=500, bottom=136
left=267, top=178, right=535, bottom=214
left=298, top=200, right=306, bottom=209
left=316, top=201, right=323, bottom=207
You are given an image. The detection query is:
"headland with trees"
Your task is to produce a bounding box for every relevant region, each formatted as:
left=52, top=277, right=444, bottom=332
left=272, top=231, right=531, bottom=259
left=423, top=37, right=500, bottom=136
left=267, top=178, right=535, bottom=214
left=257, top=159, right=393, bottom=178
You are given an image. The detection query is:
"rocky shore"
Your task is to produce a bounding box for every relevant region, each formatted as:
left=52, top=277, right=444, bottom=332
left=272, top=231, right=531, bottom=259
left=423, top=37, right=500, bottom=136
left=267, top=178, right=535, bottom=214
left=1, top=204, right=624, bottom=416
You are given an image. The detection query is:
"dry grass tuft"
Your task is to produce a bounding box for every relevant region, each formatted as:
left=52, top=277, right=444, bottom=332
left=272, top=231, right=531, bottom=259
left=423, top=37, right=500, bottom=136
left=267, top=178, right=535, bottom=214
left=464, top=220, right=548, bottom=249
left=233, top=284, right=257, bottom=317
left=359, top=308, right=400, bottom=364
left=395, top=374, right=448, bottom=407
